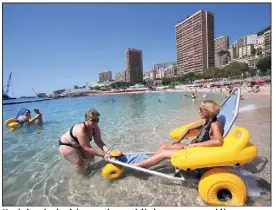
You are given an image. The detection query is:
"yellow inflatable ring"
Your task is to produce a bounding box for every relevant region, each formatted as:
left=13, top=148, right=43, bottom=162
left=170, top=120, right=201, bottom=140
left=198, top=168, right=247, bottom=206
left=110, top=150, right=122, bottom=157
left=5, top=118, right=17, bottom=126
left=102, top=163, right=124, bottom=180
left=8, top=122, right=20, bottom=128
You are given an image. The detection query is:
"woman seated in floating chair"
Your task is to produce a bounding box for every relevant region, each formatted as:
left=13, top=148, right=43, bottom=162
left=16, top=109, right=31, bottom=125
left=135, top=100, right=223, bottom=168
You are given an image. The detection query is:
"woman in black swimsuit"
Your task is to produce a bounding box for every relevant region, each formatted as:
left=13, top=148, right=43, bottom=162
left=59, top=109, right=110, bottom=175
left=134, top=100, right=223, bottom=168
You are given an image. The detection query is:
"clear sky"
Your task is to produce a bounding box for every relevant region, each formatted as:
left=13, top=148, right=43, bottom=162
left=3, top=3, right=271, bottom=97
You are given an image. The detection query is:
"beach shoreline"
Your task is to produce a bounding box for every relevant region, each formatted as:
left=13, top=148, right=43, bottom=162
left=90, top=85, right=271, bottom=99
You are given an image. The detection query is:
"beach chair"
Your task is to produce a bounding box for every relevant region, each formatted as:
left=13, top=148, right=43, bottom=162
left=102, top=88, right=257, bottom=206
left=5, top=108, right=35, bottom=131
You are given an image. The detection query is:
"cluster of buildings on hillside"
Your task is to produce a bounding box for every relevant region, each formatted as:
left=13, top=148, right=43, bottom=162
left=215, top=30, right=271, bottom=68
left=96, top=10, right=271, bottom=87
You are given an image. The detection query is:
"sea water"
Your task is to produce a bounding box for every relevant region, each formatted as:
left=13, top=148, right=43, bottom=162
left=2, top=92, right=267, bottom=206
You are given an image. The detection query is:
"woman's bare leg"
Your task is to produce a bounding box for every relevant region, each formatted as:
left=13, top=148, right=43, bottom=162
left=80, top=149, right=95, bottom=163
left=135, top=149, right=179, bottom=168
left=59, top=146, right=85, bottom=175
left=155, top=142, right=187, bottom=154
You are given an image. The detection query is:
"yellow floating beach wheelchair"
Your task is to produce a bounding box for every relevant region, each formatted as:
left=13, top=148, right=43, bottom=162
left=102, top=88, right=258, bottom=206
left=5, top=108, right=35, bottom=131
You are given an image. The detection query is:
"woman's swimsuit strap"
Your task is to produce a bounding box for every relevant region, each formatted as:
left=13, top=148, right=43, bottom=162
left=60, top=122, right=93, bottom=147
left=59, top=139, right=74, bottom=147
left=69, top=125, right=80, bottom=144
left=196, top=117, right=217, bottom=142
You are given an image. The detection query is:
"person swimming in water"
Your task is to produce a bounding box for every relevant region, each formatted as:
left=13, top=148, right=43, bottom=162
left=109, top=99, right=115, bottom=103
left=158, top=99, right=162, bottom=103
left=191, top=93, right=196, bottom=102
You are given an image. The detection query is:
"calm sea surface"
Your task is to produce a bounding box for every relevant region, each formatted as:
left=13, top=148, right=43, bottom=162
left=2, top=92, right=269, bottom=206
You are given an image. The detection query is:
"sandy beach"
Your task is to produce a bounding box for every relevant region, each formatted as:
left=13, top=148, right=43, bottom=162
left=236, top=104, right=271, bottom=205
left=92, top=84, right=271, bottom=98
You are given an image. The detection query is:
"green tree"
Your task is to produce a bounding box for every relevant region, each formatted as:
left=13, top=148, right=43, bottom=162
left=162, top=77, right=171, bottom=86
left=109, top=81, right=123, bottom=89
left=218, top=68, right=228, bottom=78
left=202, top=67, right=221, bottom=80
left=223, top=61, right=249, bottom=78
left=74, top=85, right=79, bottom=89
left=185, top=72, right=196, bottom=83
left=248, top=68, right=257, bottom=77
left=146, top=79, right=154, bottom=88
left=194, top=73, right=203, bottom=80
left=256, top=56, right=271, bottom=75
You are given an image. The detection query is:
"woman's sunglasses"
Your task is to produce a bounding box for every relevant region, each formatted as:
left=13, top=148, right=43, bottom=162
left=91, top=118, right=100, bottom=123
left=199, top=107, right=206, bottom=113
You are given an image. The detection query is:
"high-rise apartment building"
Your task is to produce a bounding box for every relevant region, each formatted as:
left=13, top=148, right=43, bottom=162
left=149, top=70, right=157, bottom=80
left=234, top=34, right=257, bottom=57
left=215, top=36, right=229, bottom=53
left=228, top=46, right=237, bottom=60
left=143, top=72, right=150, bottom=81
left=125, top=48, right=143, bottom=84
left=115, top=71, right=126, bottom=82
left=153, top=62, right=176, bottom=71
left=264, top=30, right=271, bottom=56
left=164, top=64, right=177, bottom=78
left=175, top=10, right=215, bottom=75
left=99, top=71, right=112, bottom=83
left=246, top=34, right=258, bottom=45
left=239, top=44, right=255, bottom=58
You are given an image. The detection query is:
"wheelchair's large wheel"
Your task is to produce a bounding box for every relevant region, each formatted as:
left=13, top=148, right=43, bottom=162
left=102, top=163, right=124, bottom=180
left=198, top=168, right=247, bottom=206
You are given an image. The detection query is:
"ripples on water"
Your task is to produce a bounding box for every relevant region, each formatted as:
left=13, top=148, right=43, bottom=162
left=2, top=92, right=270, bottom=206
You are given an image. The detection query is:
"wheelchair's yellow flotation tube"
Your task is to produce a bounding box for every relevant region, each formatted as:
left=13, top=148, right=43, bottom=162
left=5, top=117, right=35, bottom=131
left=171, top=127, right=257, bottom=171
left=170, top=120, right=201, bottom=140
left=102, top=163, right=124, bottom=180
left=5, top=118, right=17, bottom=126
left=102, top=150, right=124, bottom=180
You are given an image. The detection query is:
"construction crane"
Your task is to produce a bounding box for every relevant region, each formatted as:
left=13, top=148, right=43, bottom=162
left=2, top=72, right=16, bottom=99
left=4, top=72, right=12, bottom=96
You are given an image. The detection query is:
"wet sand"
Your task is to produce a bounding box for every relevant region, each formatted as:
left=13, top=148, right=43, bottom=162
left=235, top=95, right=271, bottom=206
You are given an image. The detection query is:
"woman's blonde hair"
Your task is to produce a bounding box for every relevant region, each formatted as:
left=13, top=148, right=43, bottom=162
left=201, top=100, right=220, bottom=117
left=85, top=109, right=100, bottom=121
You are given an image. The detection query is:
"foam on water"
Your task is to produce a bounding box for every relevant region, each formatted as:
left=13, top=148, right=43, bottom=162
left=239, top=104, right=257, bottom=113
left=3, top=92, right=270, bottom=206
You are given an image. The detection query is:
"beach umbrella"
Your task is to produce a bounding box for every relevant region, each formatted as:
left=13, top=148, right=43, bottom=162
left=255, top=78, right=266, bottom=83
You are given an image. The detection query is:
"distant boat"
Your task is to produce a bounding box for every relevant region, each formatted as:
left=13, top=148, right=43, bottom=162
left=32, top=89, right=48, bottom=98
left=3, top=93, right=9, bottom=100
left=3, top=72, right=17, bottom=100
left=20, top=96, right=36, bottom=98
left=2, top=93, right=16, bottom=100
left=36, top=93, right=48, bottom=98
